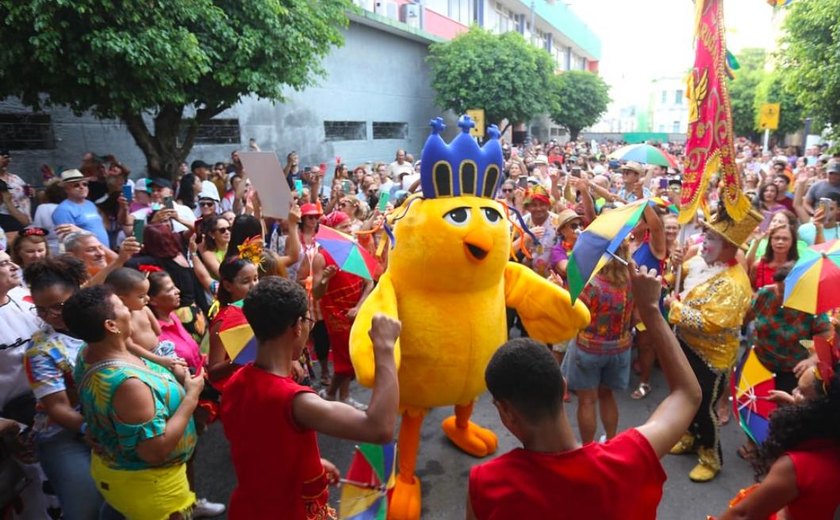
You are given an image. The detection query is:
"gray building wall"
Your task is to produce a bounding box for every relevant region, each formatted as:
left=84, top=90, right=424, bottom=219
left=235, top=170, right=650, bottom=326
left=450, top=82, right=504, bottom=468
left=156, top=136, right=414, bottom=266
left=3, top=20, right=443, bottom=184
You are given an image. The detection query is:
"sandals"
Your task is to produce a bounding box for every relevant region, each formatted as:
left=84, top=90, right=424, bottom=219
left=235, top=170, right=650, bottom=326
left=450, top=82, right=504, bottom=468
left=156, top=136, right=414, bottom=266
left=631, top=382, right=651, bottom=400
left=737, top=442, right=758, bottom=461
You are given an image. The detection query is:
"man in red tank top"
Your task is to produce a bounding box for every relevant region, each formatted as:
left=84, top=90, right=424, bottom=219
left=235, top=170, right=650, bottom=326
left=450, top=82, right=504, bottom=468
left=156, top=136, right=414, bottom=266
left=467, top=266, right=702, bottom=520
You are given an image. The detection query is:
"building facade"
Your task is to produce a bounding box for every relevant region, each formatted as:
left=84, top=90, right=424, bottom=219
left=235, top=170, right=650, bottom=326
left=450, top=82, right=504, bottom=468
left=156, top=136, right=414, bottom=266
left=2, top=2, right=600, bottom=183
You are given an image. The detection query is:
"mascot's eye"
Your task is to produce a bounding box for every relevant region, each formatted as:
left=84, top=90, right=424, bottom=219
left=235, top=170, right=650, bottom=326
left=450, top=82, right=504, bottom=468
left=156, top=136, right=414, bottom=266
left=444, top=207, right=471, bottom=226
left=482, top=207, right=502, bottom=223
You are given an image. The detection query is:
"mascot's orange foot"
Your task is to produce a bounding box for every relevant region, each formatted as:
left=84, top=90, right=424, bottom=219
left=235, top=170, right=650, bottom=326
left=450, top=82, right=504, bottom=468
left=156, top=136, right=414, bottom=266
left=442, top=417, right=499, bottom=457
left=388, top=475, right=421, bottom=520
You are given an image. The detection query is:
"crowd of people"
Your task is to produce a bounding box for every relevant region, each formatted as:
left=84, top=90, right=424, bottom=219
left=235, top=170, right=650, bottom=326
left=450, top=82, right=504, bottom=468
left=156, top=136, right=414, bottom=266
left=0, top=136, right=838, bottom=519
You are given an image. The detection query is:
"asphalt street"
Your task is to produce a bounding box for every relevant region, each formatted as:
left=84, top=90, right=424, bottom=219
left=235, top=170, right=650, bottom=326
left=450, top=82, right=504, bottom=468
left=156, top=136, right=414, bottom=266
left=193, top=364, right=756, bottom=520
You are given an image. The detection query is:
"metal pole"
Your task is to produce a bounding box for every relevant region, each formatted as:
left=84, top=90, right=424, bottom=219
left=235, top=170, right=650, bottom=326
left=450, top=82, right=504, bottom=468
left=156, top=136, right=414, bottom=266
left=762, top=128, right=770, bottom=152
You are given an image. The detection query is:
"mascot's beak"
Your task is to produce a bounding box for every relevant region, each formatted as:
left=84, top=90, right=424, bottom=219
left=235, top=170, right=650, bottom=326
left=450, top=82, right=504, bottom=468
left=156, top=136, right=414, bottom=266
left=464, top=230, right=493, bottom=262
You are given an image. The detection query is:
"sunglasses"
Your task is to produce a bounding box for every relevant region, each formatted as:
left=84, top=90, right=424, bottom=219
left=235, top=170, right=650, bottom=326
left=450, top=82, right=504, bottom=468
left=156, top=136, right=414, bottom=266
left=199, top=201, right=216, bottom=207
left=501, top=188, right=513, bottom=193
left=565, top=222, right=582, bottom=230
left=215, top=226, right=230, bottom=233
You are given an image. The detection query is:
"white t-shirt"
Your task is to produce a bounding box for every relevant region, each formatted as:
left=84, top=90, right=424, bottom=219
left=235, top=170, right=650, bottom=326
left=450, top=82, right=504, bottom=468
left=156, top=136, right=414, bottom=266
left=0, top=286, right=42, bottom=410
left=33, top=203, right=60, bottom=255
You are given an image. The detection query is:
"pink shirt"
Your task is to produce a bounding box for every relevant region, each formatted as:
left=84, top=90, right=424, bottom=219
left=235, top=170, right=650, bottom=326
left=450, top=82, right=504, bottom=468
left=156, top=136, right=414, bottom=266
left=158, top=312, right=202, bottom=370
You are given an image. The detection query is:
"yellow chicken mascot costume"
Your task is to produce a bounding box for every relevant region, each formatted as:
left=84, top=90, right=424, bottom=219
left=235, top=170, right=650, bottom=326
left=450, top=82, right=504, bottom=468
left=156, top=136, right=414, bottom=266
left=349, top=116, right=590, bottom=519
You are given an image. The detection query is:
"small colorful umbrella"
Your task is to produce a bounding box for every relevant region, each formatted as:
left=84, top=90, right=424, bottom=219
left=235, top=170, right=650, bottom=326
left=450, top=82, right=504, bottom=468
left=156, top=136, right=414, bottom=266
left=731, top=347, right=776, bottom=444
left=567, top=198, right=670, bottom=302
left=315, top=226, right=379, bottom=281
left=783, top=239, right=840, bottom=314
left=608, top=143, right=680, bottom=169
left=217, top=300, right=257, bottom=365
left=339, top=442, right=397, bottom=520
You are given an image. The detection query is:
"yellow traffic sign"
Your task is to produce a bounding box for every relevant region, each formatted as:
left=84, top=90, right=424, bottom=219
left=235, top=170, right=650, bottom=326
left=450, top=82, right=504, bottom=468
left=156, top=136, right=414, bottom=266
left=758, top=103, right=780, bottom=130
left=466, top=109, right=485, bottom=138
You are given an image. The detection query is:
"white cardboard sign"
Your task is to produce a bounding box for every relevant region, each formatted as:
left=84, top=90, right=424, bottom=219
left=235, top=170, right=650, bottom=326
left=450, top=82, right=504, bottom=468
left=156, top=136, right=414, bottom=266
left=238, top=151, right=291, bottom=219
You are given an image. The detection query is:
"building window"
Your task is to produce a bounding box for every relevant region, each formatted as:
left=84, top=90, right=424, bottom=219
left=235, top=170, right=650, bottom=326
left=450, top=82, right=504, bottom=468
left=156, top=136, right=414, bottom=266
left=675, top=89, right=684, bottom=105
left=0, top=113, right=55, bottom=150
left=373, top=122, right=408, bottom=140
left=448, top=0, right=473, bottom=24
left=324, top=121, right=366, bottom=141
left=673, top=121, right=681, bottom=133
left=661, top=91, right=667, bottom=104
left=184, top=118, right=241, bottom=145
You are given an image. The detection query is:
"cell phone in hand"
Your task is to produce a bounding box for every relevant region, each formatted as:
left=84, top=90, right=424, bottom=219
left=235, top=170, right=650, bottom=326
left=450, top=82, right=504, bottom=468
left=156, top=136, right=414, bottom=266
left=164, top=196, right=174, bottom=210
left=658, top=178, right=668, bottom=190
left=122, top=184, right=133, bottom=203
left=133, top=219, right=145, bottom=244
left=571, top=167, right=582, bottom=178
left=378, top=191, right=390, bottom=212
left=517, top=177, right=528, bottom=189
left=342, top=180, right=353, bottom=193
left=819, top=197, right=832, bottom=215
left=294, top=179, right=304, bottom=197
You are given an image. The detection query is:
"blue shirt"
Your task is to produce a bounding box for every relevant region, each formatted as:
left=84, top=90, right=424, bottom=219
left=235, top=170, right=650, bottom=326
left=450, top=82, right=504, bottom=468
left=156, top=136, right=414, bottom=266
left=52, top=199, right=109, bottom=246
left=798, top=222, right=840, bottom=246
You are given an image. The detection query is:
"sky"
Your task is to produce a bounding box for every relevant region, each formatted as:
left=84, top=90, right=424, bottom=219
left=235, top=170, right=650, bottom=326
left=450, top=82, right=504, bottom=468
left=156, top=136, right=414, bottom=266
left=568, top=0, right=784, bottom=108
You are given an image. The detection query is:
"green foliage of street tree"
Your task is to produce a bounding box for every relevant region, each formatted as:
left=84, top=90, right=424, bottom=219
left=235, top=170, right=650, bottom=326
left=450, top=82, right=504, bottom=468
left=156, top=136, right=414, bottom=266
left=427, top=26, right=555, bottom=134
left=753, top=70, right=804, bottom=140
left=547, top=70, right=610, bottom=141
left=0, top=0, right=351, bottom=179
left=777, top=0, right=840, bottom=140
left=728, top=48, right=766, bottom=140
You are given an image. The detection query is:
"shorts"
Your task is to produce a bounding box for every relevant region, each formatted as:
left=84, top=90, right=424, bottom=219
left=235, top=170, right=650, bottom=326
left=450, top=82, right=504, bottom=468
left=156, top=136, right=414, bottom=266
left=561, top=340, right=631, bottom=391
left=91, top=455, right=194, bottom=520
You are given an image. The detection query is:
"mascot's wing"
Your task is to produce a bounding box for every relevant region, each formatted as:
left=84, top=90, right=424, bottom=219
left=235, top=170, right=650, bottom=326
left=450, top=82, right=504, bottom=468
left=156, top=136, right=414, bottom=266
left=504, top=262, right=591, bottom=343
left=349, top=271, right=401, bottom=388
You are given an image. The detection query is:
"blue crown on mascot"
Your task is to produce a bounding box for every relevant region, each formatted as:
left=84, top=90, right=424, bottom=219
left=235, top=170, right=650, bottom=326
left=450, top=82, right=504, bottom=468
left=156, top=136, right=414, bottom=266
left=420, top=115, right=504, bottom=199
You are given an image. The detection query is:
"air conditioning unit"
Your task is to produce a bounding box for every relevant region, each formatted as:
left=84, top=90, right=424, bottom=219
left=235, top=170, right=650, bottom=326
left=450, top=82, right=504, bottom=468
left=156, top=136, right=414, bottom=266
left=355, top=0, right=374, bottom=11
left=374, top=0, right=398, bottom=20
left=400, top=3, right=421, bottom=28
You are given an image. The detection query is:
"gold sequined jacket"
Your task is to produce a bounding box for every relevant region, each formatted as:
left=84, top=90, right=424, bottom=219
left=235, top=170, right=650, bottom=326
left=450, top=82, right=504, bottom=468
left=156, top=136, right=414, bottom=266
left=669, top=261, right=752, bottom=371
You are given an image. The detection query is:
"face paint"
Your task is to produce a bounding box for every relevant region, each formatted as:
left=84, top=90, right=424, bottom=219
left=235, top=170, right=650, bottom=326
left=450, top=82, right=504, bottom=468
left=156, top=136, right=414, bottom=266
left=700, top=231, right=724, bottom=264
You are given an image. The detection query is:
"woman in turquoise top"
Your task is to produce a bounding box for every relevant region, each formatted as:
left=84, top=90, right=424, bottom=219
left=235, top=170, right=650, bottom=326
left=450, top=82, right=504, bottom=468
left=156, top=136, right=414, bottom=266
left=64, top=285, right=204, bottom=520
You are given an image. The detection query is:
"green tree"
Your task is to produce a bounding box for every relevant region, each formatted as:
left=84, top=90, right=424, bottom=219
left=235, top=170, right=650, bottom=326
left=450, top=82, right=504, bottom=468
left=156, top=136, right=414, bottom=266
left=427, top=26, right=555, bottom=134
left=753, top=70, right=803, bottom=140
left=0, top=0, right=350, bottom=179
left=547, top=70, right=610, bottom=141
left=728, top=48, right=766, bottom=140
left=777, top=0, right=840, bottom=140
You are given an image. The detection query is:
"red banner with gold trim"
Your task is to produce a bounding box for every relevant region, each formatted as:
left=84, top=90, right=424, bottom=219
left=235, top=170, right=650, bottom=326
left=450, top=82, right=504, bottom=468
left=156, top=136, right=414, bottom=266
left=680, top=0, right=751, bottom=224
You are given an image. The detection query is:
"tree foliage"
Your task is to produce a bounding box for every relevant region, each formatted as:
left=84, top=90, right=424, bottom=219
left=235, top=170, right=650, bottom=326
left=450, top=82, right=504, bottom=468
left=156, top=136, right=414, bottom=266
left=547, top=70, right=610, bottom=141
left=777, top=0, right=840, bottom=140
left=0, top=0, right=351, bottom=179
left=728, top=48, right=766, bottom=140
left=753, top=70, right=803, bottom=140
left=427, top=26, right=555, bottom=132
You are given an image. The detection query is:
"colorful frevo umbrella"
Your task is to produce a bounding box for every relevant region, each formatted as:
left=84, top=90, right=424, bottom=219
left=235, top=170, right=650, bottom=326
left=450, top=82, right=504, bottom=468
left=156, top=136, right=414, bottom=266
left=731, top=347, right=776, bottom=444
left=216, top=300, right=257, bottom=365
left=608, top=143, right=680, bottom=169
left=339, top=442, right=397, bottom=520
left=315, top=226, right=379, bottom=281
left=567, top=198, right=673, bottom=302
left=783, top=239, right=840, bottom=314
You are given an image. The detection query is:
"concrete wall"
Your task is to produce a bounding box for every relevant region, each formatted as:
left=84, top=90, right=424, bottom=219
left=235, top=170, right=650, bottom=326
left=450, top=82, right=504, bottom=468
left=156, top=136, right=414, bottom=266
left=3, top=20, right=442, bottom=184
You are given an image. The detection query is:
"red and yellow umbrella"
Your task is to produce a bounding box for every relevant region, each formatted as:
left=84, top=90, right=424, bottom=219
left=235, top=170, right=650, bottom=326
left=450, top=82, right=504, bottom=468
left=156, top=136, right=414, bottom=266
left=731, top=347, right=776, bottom=444
left=783, top=239, right=840, bottom=314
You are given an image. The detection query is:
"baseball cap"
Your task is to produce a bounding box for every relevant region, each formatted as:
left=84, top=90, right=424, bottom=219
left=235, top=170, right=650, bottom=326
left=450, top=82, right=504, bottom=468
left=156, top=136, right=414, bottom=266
left=191, top=160, right=211, bottom=171
left=827, top=162, right=840, bottom=174
left=148, top=177, right=172, bottom=189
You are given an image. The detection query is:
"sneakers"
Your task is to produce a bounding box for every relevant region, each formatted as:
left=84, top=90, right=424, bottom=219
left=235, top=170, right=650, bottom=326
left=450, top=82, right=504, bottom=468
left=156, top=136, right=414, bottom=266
left=193, top=498, right=225, bottom=518
left=318, top=388, right=335, bottom=401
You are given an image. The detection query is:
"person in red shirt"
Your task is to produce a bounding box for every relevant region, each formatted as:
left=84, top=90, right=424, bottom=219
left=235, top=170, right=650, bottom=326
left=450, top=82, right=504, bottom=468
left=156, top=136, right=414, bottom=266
left=713, top=338, right=840, bottom=520
left=220, top=277, right=401, bottom=520
left=467, top=266, right=702, bottom=520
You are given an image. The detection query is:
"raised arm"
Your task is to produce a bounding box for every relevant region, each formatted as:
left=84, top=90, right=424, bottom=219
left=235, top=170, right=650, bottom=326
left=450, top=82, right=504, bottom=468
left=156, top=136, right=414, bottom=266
left=294, top=314, right=400, bottom=443
left=632, top=266, right=702, bottom=457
